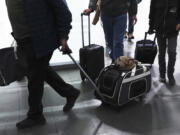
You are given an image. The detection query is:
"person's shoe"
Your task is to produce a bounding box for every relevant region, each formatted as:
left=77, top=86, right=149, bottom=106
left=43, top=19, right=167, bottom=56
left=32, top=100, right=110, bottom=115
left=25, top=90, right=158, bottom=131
left=128, top=33, right=134, bottom=40
left=16, top=115, right=46, bottom=129
left=124, top=31, right=128, bottom=38
left=63, top=88, right=80, bottom=113
left=169, top=77, right=176, bottom=86
left=111, top=59, right=115, bottom=64
left=159, top=77, right=166, bottom=83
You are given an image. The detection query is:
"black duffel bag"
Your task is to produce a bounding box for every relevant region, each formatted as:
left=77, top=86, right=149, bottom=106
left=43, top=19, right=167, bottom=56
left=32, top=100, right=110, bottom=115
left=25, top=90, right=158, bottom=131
left=135, top=32, right=157, bottom=64
left=96, top=63, right=151, bottom=106
left=0, top=46, right=27, bottom=86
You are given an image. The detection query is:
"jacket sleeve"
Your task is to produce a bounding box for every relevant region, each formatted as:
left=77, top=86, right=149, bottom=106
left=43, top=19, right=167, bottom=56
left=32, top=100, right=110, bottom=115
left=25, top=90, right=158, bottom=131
left=128, top=0, right=137, bottom=17
left=47, top=0, right=72, bottom=39
left=88, top=0, right=98, bottom=11
left=178, top=0, right=180, bottom=24
left=149, top=0, right=155, bottom=30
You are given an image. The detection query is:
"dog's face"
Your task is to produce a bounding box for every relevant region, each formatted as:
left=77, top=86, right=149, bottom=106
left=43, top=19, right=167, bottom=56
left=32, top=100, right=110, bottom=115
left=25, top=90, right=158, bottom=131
left=115, top=57, right=125, bottom=66
left=115, top=56, right=129, bottom=65
left=115, top=56, right=135, bottom=70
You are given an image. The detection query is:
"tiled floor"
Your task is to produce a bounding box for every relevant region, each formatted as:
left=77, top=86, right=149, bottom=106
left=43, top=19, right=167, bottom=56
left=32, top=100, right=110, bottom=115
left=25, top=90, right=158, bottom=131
left=0, top=37, right=180, bottom=135
left=1, top=0, right=180, bottom=134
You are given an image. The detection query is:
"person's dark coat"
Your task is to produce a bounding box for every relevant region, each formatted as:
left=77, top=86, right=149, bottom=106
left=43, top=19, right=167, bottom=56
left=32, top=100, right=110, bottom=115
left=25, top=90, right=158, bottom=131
left=149, top=0, right=180, bottom=37
left=24, top=0, right=72, bottom=58
left=89, top=0, right=137, bottom=17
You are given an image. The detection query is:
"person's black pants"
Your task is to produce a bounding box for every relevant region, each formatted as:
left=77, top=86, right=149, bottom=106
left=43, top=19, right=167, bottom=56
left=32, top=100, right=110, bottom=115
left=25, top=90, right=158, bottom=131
left=128, top=14, right=134, bottom=34
left=17, top=40, right=75, bottom=119
left=157, top=35, right=177, bottom=79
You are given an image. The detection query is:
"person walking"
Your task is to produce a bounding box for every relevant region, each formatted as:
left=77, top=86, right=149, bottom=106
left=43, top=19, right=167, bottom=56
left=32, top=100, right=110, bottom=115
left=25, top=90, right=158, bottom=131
left=148, top=0, right=180, bottom=86
left=125, top=0, right=142, bottom=41
left=5, top=0, right=80, bottom=129
left=84, top=0, right=137, bottom=62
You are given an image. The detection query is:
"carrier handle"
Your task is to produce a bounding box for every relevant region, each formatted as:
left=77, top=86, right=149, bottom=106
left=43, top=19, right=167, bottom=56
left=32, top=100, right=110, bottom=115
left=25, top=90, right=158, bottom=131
left=130, top=66, right=136, bottom=77
left=81, top=13, right=91, bottom=47
left=58, top=47, right=104, bottom=100
left=67, top=53, right=105, bottom=100
left=144, top=32, right=157, bottom=46
left=130, top=62, right=151, bottom=77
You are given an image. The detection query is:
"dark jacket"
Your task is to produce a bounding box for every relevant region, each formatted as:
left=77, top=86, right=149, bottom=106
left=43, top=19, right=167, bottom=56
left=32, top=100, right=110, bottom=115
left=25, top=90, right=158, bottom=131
left=128, top=0, right=141, bottom=17
left=89, top=0, right=137, bottom=17
left=136, top=0, right=142, bottom=4
left=149, top=0, right=180, bottom=37
left=23, top=0, right=72, bottom=58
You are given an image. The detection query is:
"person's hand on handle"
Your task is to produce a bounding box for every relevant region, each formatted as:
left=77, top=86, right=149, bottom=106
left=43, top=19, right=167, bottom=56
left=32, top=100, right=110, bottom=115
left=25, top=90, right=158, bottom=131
left=60, top=38, right=72, bottom=54
left=176, top=24, right=180, bottom=31
left=83, top=8, right=93, bottom=15
left=132, top=15, right=137, bottom=25
left=148, top=26, right=156, bottom=35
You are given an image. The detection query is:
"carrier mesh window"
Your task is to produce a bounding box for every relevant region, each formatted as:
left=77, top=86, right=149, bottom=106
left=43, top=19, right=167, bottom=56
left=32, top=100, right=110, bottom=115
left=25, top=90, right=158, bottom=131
left=100, top=69, right=119, bottom=97
left=129, top=79, right=146, bottom=98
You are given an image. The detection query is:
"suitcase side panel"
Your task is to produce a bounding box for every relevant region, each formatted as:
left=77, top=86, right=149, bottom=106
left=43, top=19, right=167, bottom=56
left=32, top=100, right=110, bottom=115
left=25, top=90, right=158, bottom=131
left=79, top=44, right=104, bottom=81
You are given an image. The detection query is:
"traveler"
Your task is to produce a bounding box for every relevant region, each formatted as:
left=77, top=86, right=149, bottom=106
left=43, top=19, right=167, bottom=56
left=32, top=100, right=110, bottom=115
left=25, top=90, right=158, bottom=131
left=125, top=0, right=142, bottom=41
left=5, top=0, right=80, bottom=129
left=84, top=0, right=137, bottom=62
left=148, top=0, right=180, bottom=86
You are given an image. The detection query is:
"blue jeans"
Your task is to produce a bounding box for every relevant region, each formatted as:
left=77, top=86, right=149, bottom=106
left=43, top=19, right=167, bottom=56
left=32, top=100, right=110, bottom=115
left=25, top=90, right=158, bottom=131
left=101, top=14, right=127, bottom=60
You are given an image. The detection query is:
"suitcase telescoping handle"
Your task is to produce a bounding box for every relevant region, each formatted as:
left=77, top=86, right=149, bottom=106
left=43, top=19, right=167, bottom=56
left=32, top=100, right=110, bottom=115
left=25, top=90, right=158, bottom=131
left=81, top=13, right=91, bottom=48
left=144, top=32, right=157, bottom=46
left=67, top=53, right=105, bottom=100
left=58, top=48, right=104, bottom=100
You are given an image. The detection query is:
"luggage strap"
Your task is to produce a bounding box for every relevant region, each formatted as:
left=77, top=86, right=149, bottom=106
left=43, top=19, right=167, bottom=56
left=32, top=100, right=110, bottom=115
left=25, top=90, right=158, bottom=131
left=0, top=70, right=6, bottom=85
left=11, top=40, right=18, bottom=60
left=130, top=62, right=151, bottom=77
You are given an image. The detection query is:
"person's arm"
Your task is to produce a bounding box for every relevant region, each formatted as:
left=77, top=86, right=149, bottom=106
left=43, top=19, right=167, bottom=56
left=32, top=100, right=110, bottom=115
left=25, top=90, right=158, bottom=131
left=46, top=0, right=72, bottom=53
left=84, top=0, right=98, bottom=15
left=89, top=0, right=98, bottom=11
left=136, top=0, right=142, bottom=4
left=176, top=0, right=180, bottom=31
left=129, top=0, right=138, bottom=24
left=148, top=0, right=155, bottom=33
left=47, top=0, right=72, bottom=40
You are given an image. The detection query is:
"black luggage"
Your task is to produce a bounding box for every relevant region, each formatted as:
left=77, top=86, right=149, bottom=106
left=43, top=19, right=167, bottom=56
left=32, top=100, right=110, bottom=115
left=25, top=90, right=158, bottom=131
left=79, top=13, right=104, bottom=81
left=67, top=52, right=151, bottom=107
left=0, top=46, right=27, bottom=86
left=135, top=32, right=157, bottom=64
left=96, top=63, right=152, bottom=106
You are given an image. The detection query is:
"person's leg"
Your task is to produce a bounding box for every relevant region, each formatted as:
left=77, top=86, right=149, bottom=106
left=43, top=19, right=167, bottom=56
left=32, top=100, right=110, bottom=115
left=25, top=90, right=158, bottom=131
left=157, top=35, right=167, bottom=82
left=101, top=15, right=114, bottom=61
left=45, top=66, right=80, bottom=112
left=113, top=13, right=127, bottom=60
left=27, top=54, right=52, bottom=118
left=124, top=13, right=129, bottom=39
left=128, top=15, right=134, bottom=40
left=16, top=41, right=52, bottom=129
left=167, top=36, right=177, bottom=86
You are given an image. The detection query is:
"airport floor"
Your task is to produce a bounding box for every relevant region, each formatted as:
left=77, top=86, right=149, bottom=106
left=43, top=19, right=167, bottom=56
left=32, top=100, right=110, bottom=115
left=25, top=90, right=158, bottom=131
left=0, top=37, right=180, bottom=135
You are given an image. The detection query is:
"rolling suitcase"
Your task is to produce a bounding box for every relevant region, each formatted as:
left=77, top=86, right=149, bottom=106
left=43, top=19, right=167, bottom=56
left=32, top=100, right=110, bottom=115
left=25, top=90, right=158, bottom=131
left=135, top=32, right=157, bottom=64
left=79, top=13, right=104, bottom=82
